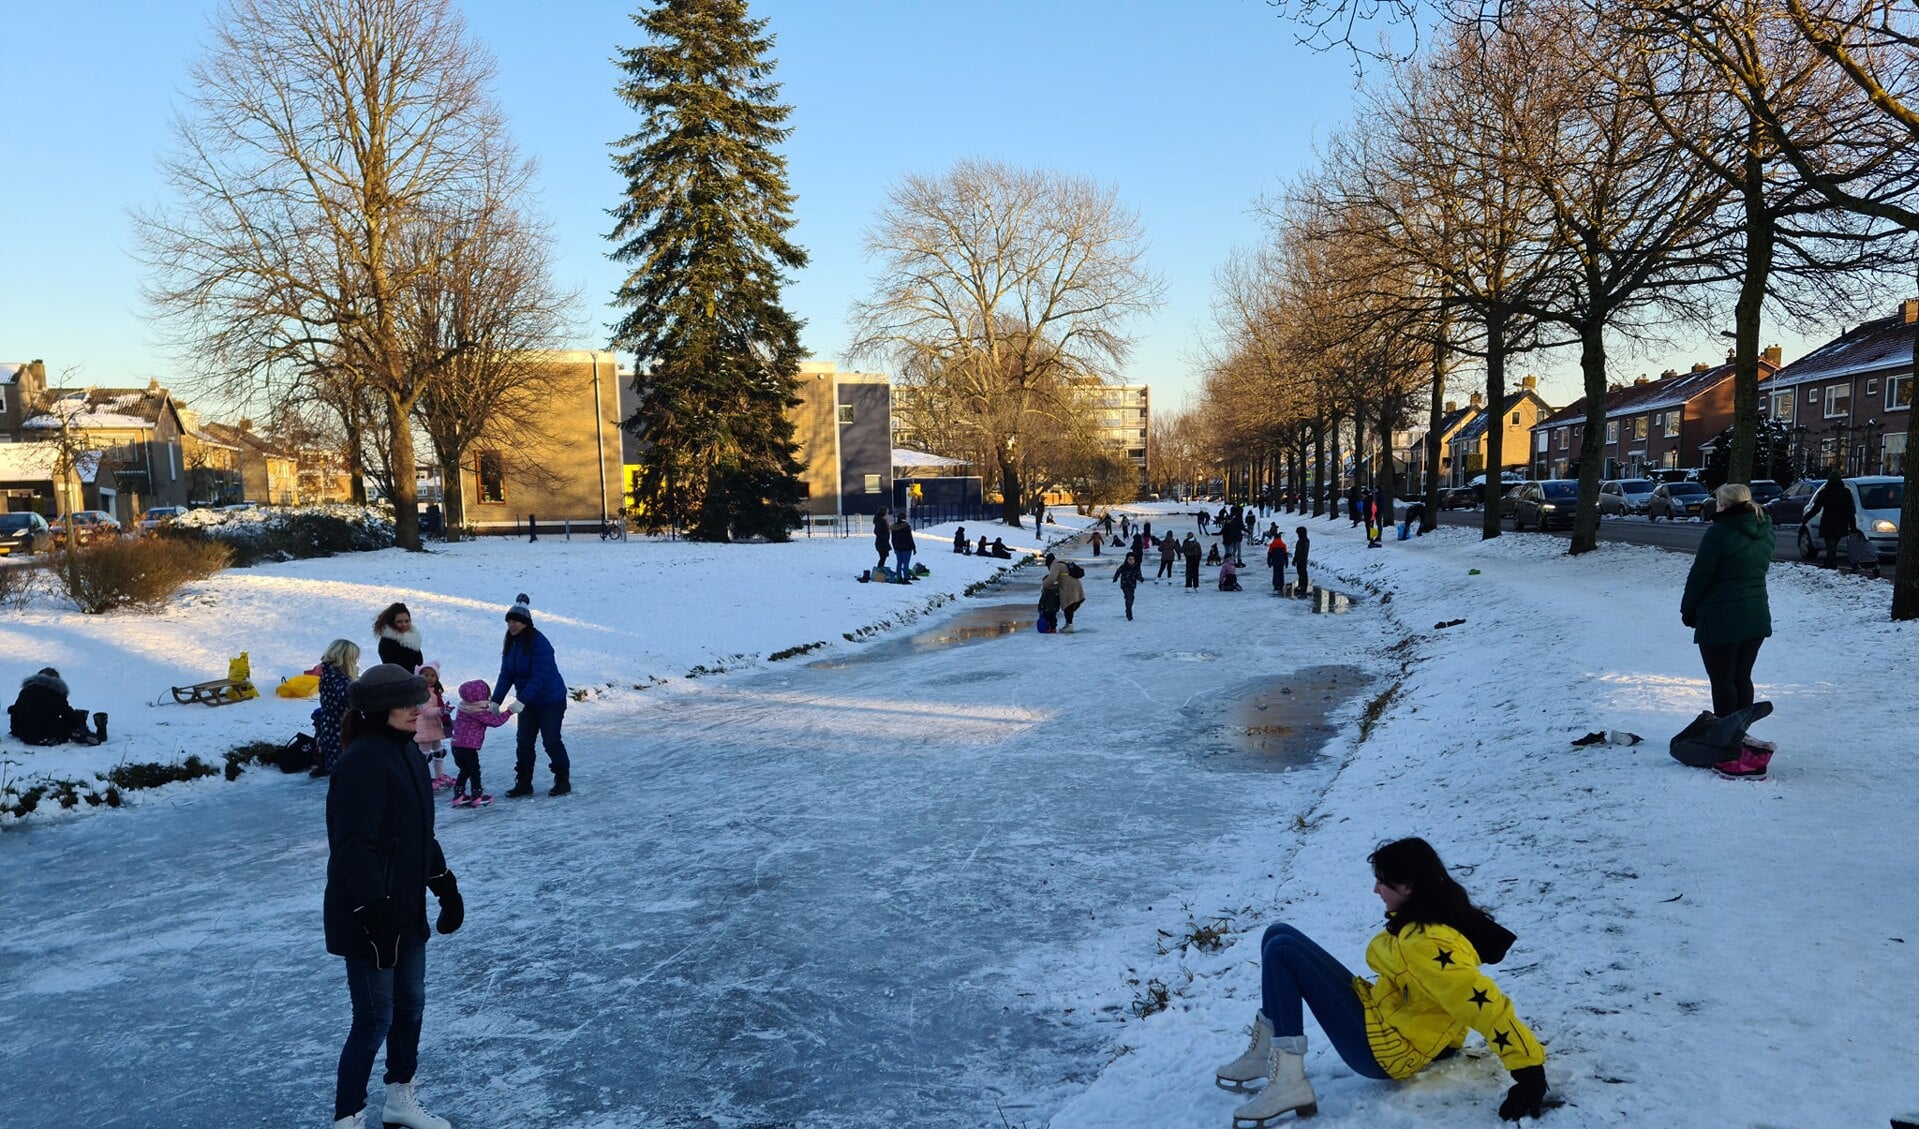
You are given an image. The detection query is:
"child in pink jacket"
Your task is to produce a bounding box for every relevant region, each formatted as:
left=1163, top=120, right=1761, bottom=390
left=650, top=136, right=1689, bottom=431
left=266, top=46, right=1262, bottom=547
left=450, top=677, right=517, bottom=808
left=415, top=662, right=453, bottom=788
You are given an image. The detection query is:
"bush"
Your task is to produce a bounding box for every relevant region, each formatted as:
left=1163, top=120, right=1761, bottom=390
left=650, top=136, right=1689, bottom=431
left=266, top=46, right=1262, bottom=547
left=105, top=755, right=220, bottom=791
left=161, top=505, right=395, bottom=567
left=55, top=537, right=232, bottom=614
left=0, top=561, right=38, bottom=608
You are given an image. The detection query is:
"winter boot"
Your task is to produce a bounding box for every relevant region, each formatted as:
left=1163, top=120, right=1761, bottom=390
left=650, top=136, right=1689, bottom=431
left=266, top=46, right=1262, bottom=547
left=1231, top=1036, right=1317, bottom=1126
left=450, top=794, right=471, bottom=809
left=1215, top=1011, right=1274, bottom=1092
left=380, top=1081, right=450, bottom=1129
left=471, top=792, right=492, bottom=807
left=1740, top=735, right=1776, bottom=770
left=548, top=769, right=571, bottom=797
left=93, top=712, right=108, bottom=742
left=332, top=1112, right=365, bottom=1129
left=504, top=773, right=534, bottom=799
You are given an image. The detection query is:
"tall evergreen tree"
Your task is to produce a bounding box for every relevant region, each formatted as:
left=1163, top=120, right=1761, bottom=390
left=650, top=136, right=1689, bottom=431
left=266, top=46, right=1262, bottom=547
left=609, top=0, right=808, bottom=542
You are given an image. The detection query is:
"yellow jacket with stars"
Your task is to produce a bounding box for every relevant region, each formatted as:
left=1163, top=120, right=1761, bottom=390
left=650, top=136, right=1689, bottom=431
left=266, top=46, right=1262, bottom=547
left=1355, top=921, right=1545, bottom=1079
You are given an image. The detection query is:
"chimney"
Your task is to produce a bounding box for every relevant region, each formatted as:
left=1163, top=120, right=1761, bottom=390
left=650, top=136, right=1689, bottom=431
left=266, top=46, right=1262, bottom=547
left=1661, top=369, right=1679, bottom=380
left=1444, top=400, right=1457, bottom=412
left=1469, top=391, right=1484, bottom=409
left=1902, top=298, right=1918, bottom=324
left=1634, top=376, right=1650, bottom=386
left=1521, top=374, right=1537, bottom=390
left=240, top=418, right=254, bottom=432
left=1725, top=348, right=1736, bottom=363
left=148, top=377, right=161, bottom=393
left=1692, top=362, right=1712, bottom=373
left=1763, top=344, right=1783, bottom=366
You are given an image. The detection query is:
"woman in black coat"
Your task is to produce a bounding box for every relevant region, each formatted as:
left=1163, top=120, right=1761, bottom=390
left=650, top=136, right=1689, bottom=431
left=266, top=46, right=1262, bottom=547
left=325, top=664, right=463, bottom=1129
left=1800, top=472, right=1856, bottom=568
left=373, top=602, right=424, bottom=672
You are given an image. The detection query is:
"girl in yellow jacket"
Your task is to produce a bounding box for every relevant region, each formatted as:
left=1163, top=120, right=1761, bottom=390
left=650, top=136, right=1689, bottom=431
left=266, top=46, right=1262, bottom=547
left=1215, top=838, right=1550, bottom=1126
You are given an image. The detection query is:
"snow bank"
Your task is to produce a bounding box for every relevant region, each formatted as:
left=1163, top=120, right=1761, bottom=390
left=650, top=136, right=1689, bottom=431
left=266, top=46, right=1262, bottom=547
left=1048, top=504, right=1918, bottom=1128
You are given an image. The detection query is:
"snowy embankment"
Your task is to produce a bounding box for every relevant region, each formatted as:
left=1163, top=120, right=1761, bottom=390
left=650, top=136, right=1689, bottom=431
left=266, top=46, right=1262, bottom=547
left=1051, top=505, right=1917, bottom=1129
left=0, top=515, right=1090, bottom=818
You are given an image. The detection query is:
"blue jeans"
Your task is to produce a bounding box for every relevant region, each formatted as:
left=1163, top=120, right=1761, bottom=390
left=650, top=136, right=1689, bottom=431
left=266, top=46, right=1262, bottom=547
left=894, top=548, right=913, bottom=579
left=515, top=700, right=570, bottom=781
left=336, top=942, right=426, bottom=1119
left=1260, top=923, right=1391, bottom=1079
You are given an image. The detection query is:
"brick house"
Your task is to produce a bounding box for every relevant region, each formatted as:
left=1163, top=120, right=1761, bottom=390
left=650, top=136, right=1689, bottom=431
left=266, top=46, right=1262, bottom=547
left=1530, top=351, right=1781, bottom=479
left=1403, top=397, right=1483, bottom=492
left=1445, top=377, right=1553, bottom=485
left=458, top=349, right=623, bottom=534
left=1763, top=300, right=1916, bottom=476
left=201, top=420, right=301, bottom=505
left=9, top=371, right=193, bottom=523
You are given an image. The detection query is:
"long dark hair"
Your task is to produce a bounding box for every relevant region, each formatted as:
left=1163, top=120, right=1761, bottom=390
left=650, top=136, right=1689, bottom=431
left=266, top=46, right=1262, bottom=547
left=1370, top=837, right=1516, bottom=963
left=502, top=623, right=538, bottom=656
left=373, top=602, right=412, bottom=636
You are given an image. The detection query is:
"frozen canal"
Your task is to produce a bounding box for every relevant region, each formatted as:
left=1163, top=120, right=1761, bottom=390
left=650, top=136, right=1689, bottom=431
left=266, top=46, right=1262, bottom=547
left=0, top=552, right=1385, bottom=1128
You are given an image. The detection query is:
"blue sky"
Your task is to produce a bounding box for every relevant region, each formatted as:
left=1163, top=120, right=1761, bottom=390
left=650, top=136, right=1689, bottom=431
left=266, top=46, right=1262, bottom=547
left=1, top=0, right=1365, bottom=411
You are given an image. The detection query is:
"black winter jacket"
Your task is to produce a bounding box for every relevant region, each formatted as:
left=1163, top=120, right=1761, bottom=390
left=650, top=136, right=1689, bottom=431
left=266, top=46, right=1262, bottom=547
left=324, top=722, right=447, bottom=957
left=376, top=628, right=425, bottom=673
left=890, top=522, right=916, bottom=552
left=8, top=671, right=83, bottom=745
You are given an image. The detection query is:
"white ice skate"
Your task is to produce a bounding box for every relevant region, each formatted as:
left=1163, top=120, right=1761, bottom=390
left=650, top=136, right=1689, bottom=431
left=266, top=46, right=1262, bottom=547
left=1231, top=1035, right=1317, bottom=1126
left=332, top=1113, right=364, bottom=1129
left=382, top=1081, right=451, bottom=1129
left=1215, top=1011, right=1273, bottom=1092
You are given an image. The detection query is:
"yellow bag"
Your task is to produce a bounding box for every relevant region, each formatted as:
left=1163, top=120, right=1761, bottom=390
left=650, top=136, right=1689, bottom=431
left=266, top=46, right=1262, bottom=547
left=276, top=674, right=320, bottom=699
left=224, top=652, right=260, bottom=702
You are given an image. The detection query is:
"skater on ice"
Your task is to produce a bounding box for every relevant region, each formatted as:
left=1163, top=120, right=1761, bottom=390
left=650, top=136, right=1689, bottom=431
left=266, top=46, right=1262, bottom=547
left=449, top=678, right=516, bottom=808
left=1112, top=551, right=1142, bottom=620
left=1216, top=837, right=1548, bottom=1126
left=311, top=640, right=361, bottom=777
left=493, top=594, right=572, bottom=798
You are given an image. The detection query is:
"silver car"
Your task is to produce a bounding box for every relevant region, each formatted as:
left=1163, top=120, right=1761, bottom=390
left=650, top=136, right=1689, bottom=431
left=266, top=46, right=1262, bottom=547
left=1796, top=476, right=1904, bottom=561
left=1598, top=478, right=1656, bottom=516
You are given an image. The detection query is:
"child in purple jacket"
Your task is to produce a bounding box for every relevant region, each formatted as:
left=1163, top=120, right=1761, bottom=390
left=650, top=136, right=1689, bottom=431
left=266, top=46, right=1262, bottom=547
left=449, top=678, right=517, bottom=808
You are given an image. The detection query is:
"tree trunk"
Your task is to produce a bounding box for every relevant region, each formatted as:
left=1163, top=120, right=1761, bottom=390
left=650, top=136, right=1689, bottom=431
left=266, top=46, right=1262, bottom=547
left=1892, top=332, right=1919, bottom=620
left=1422, top=328, right=1446, bottom=533
left=385, top=394, right=422, bottom=551
left=1311, top=418, right=1327, bottom=516
left=344, top=408, right=368, bottom=505
left=1569, top=320, right=1609, bottom=555
left=1482, top=310, right=1507, bottom=540
left=998, top=447, right=1024, bottom=527
left=1377, top=400, right=1398, bottom=523
left=1327, top=410, right=1343, bottom=521
left=1728, top=186, right=1774, bottom=486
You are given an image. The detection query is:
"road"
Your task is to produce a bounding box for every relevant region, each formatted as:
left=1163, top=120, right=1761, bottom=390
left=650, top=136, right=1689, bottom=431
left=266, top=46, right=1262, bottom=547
left=1429, top=507, right=1826, bottom=563
left=0, top=551, right=1388, bottom=1129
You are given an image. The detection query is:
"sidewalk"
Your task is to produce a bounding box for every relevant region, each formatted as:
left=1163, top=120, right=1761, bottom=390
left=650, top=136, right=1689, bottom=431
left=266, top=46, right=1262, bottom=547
left=1052, top=509, right=1917, bottom=1128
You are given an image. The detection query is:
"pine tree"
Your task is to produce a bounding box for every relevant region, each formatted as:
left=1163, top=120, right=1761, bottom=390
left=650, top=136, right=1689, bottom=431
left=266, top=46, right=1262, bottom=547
left=609, top=0, right=808, bottom=542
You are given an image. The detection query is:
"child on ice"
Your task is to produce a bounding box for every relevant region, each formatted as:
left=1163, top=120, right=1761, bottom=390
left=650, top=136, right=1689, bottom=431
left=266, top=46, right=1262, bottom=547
left=450, top=678, right=518, bottom=808
left=415, top=662, right=453, bottom=788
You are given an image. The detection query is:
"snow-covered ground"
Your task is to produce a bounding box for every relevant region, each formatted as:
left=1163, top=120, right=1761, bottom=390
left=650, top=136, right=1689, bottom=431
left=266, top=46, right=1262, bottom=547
left=1, top=503, right=1913, bottom=1128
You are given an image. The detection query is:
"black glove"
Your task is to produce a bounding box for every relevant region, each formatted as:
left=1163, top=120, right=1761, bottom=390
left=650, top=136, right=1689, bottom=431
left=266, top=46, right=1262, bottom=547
left=1498, top=1065, right=1548, bottom=1121
left=427, top=871, right=464, bottom=936
left=353, top=898, right=402, bottom=970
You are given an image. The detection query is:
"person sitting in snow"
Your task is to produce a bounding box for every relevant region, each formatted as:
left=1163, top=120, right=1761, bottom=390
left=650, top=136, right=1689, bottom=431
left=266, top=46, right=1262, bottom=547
left=977, top=533, right=992, bottom=556
left=953, top=526, right=971, bottom=555
left=989, top=537, right=1013, bottom=559
left=7, top=668, right=103, bottom=746
left=1217, top=557, right=1242, bottom=592
left=1216, top=837, right=1549, bottom=1126
left=1206, top=542, right=1223, bottom=566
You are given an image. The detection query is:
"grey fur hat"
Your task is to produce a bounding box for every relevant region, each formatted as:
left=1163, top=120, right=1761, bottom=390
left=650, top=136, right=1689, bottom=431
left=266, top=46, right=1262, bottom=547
left=349, top=663, right=429, bottom=713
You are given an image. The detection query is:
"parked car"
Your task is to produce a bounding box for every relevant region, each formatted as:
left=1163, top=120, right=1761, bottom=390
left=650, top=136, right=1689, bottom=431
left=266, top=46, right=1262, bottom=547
left=1645, top=482, right=1710, bottom=521
left=1496, top=483, right=1528, bottom=520
left=1440, top=485, right=1481, bottom=510
left=1597, top=478, right=1657, bottom=516
left=0, top=512, right=53, bottom=557
left=50, top=511, right=123, bottom=545
left=1764, top=477, right=1828, bottom=526
left=1789, top=476, right=1904, bottom=561
left=137, top=505, right=190, bottom=533
left=1510, top=480, right=1580, bottom=530
left=1699, top=479, right=1783, bottom=521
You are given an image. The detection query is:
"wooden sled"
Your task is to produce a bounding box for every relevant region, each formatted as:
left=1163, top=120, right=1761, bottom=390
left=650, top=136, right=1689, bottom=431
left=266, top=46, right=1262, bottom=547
left=171, top=679, right=245, bottom=707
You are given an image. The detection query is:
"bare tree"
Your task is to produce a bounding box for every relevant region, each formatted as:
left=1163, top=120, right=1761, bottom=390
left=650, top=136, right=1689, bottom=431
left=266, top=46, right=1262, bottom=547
left=140, top=0, right=531, bottom=550
left=850, top=160, right=1164, bottom=526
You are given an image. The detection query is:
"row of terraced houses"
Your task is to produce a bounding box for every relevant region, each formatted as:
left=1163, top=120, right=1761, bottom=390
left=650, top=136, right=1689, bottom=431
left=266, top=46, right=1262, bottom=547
left=1528, top=302, right=1914, bottom=481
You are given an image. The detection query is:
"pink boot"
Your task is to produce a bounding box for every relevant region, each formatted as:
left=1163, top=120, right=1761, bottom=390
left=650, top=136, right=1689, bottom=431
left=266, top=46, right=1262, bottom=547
left=1713, top=749, right=1769, bottom=780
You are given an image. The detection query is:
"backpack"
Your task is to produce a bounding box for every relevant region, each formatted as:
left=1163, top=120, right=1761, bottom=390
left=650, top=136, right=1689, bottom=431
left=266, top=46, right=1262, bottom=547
left=1067, top=562, right=1085, bottom=579
left=1036, top=613, right=1057, bottom=634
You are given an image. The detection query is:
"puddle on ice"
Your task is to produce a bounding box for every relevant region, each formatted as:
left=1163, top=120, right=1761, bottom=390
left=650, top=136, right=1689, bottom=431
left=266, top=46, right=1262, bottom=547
left=1274, top=585, right=1359, bottom=614
left=809, top=603, right=1035, bottom=668
left=1190, top=665, right=1370, bottom=769
left=1125, top=649, right=1220, bottom=662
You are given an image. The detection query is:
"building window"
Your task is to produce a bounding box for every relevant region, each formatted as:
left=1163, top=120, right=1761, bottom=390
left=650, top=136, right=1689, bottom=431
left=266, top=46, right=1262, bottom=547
left=1126, top=447, right=1146, bottom=460
left=1770, top=391, right=1795, bottom=420
left=1824, top=384, right=1851, bottom=418
left=1885, top=433, right=1907, bottom=475
left=837, top=405, right=854, bottom=425
left=862, top=474, right=882, bottom=494
left=1606, top=421, right=1619, bottom=443
left=1633, top=417, right=1648, bottom=440
left=1807, top=387, right=1818, bottom=403
left=1889, top=373, right=1912, bottom=411
left=1867, top=378, right=1879, bottom=395
left=1663, top=411, right=1679, bottom=438
left=1535, top=431, right=1548, bottom=452
left=1510, top=411, right=1521, bottom=425
left=477, top=451, right=505, bottom=503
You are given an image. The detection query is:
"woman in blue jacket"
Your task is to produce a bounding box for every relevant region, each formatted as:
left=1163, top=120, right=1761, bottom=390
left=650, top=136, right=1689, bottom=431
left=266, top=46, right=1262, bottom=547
left=493, top=593, right=572, bottom=798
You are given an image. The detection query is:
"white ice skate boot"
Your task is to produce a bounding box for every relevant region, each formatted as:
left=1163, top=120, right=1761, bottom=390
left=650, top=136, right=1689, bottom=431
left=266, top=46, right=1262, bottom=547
left=1231, top=1035, right=1317, bottom=1126
left=381, top=1081, right=451, bottom=1129
left=1215, top=1011, right=1274, bottom=1091
left=332, top=1112, right=365, bottom=1129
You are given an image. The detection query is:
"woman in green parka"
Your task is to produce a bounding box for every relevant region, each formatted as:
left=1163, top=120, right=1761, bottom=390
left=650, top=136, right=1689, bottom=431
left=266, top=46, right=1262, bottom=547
left=1679, top=482, right=1774, bottom=772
